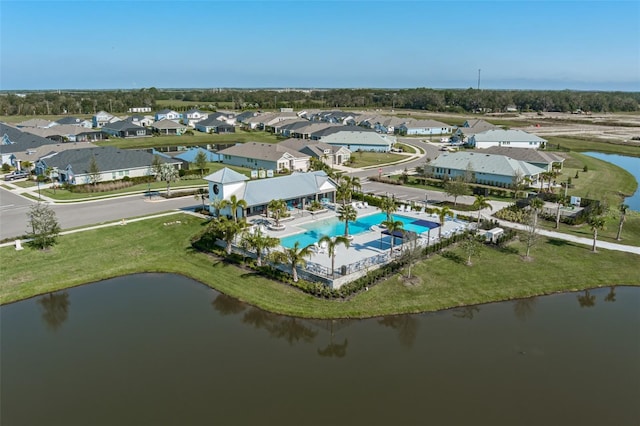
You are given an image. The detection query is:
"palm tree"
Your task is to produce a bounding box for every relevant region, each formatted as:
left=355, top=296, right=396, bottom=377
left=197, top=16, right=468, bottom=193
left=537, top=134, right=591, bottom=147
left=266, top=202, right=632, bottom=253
left=267, top=199, right=287, bottom=227
left=529, top=197, right=544, bottom=229
left=210, top=198, right=227, bottom=218
left=382, top=219, right=404, bottom=255
left=379, top=196, right=397, bottom=222
left=281, top=241, right=314, bottom=283
left=437, top=206, right=452, bottom=239
left=472, top=195, right=492, bottom=226
left=241, top=227, right=279, bottom=267
left=318, top=235, right=350, bottom=277
left=337, top=204, right=358, bottom=238
left=228, top=194, right=247, bottom=223
left=350, top=176, right=361, bottom=196
left=616, top=203, right=629, bottom=241
left=194, top=188, right=208, bottom=212
left=589, top=215, right=606, bottom=253
left=209, top=217, right=245, bottom=255
left=336, top=178, right=352, bottom=206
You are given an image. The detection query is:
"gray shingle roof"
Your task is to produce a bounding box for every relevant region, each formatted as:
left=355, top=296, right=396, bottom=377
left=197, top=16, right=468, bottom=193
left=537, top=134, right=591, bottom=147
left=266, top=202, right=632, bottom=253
left=218, top=142, right=309, bottom=162
left=0, top=123, right=60, bottom=153
left=102, top=121, right=145, bottom=131
left=151, top=119, right=185, bottom=129
left=40, top=146, right=177, bottom=173
left=241, top=171, right=336, bottom=206
left=430, top=151, right=547, bottom=177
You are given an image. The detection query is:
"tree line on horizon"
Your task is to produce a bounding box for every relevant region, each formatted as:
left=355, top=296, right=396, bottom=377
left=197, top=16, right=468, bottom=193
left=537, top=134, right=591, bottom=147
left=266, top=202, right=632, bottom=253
left=1, top=87, right=638, bottom=116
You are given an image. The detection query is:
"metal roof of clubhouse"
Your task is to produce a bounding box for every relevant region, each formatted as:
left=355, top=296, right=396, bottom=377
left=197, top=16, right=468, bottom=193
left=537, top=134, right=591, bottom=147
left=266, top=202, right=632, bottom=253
left=205, top=167, right=336, bottom=207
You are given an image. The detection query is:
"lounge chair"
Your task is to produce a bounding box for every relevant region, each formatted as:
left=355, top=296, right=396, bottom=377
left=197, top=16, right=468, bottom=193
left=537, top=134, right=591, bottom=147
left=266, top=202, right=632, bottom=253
left=318, top=240, right=328, bottom=254
left=363, top=201, right=369, bottom=208
left=397, top=205, right=405, bottom=212
left=418, top=206, right=425, bottom=214
left=356, top=202, right=365, bottom=209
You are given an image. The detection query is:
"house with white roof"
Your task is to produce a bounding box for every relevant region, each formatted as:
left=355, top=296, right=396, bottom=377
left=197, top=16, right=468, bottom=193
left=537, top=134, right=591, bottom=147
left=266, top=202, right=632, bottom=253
left=218, top=142, right=311, bottom=172
left=428, top=151, right=546, bottom=188
left=312, top=126, right=395, bottom=152
left=398, top=119, right=452, bottom=136
left=155, top=109, right=182, bottom=122
left=182, top=109, right=209, bottom=127
left=468, top=129, right=547, bottom=150
left=205, top=167, right=338, bottom=219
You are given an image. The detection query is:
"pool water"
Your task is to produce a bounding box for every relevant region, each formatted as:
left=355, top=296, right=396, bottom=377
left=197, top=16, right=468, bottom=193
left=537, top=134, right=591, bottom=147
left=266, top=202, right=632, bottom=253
left=280, top=212, right=439, bottom=248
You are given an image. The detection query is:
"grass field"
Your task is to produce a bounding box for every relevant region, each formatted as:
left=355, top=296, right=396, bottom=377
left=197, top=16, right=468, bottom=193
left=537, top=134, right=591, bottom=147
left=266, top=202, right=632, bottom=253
left=1, top=213, right=638, bottom=316
left=349, top=151, right=407, bottom=168
left=538, top=213, right=640, bottom=247
left=545, top=136, right=640, bottom=157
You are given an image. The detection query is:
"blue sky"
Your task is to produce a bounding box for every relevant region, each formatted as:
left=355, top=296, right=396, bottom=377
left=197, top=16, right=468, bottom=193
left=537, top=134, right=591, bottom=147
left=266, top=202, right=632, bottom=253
left=1, top=0, right=639, bottom=91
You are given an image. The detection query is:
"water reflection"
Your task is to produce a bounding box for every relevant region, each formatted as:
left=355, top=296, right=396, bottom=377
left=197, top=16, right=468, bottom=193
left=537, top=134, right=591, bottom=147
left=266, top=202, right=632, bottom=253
left=378, top=315, right=419, bottom=348
left=452, top=305, right=480, bottom=320
left=37, top=292, right=70, bottom=331
left=211, top=293, right=247, bottom=315
left=604, top=286, right=617, bottom=303
left=317, top=338, right=349, bottom=358
left=242, top=308, right=317, bottom=345
left=577, top=289, right=597, bottom=308
left=513, top=297, right=538, bottom=322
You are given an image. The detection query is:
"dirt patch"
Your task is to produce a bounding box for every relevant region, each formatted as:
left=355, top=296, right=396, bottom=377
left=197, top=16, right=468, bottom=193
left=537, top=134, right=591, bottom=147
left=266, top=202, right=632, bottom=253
left=401, top=275, right=423, bottom=287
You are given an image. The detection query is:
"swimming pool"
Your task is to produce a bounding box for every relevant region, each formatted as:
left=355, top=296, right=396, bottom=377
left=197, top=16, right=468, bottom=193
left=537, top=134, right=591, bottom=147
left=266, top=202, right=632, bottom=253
left=279, top=212, right=439, bottom=248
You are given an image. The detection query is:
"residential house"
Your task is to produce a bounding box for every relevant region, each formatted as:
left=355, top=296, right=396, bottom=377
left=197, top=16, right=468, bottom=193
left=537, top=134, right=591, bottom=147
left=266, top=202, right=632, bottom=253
left=428, top=151, right=546, bottom=188
left=182, top=109, right=209, bottom=127
left=309, top=110, right=358, bottom=125
left=205, top=167, right=337, bottom=219
left=311, top=126, right=395, bottom=152
left=235, top=111, right=259, bottom=124
left=102, top=121, right=151, bottom=138
left=208, top=111, right=236, bottom=126
left=279, top=138, right=351, bottom=166
left=55, top=116, right=93, bottom=128
left=0, top=122, right=96, bottom=169
left=92, top=111, right=119, bottom=128
left=476, top=146, right=565, bottom=172
left=34, top=146, right=181, bottom=185
left=468, top=129, right=547, bottom=150
left=398, top=119, right=452, bottom=135
left=151, top=119, right=188, bottom=135
left=280, top=121, right=337, bottom=139
left=195, top=117, right=236, bottom=134
left=218, top=142, right=310, bottom=172
left=20, top=124, right=106, bottom=143
left=123, top=115, right=154, bottom=127
left=241, top=112, right=298, bottom=130
left=154, top=109, right=182, bottom=122
left=453, top=119, right=498, bottom=142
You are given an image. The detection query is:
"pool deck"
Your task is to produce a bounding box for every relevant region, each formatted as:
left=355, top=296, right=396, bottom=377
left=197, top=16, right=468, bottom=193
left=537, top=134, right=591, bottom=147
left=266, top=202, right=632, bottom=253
left=252, top=204, right=470, bottom=278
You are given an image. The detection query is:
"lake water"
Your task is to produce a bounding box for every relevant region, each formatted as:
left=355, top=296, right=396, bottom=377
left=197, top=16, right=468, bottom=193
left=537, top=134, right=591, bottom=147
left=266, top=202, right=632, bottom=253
left=2, top=274, right=639, bottom=426
left=583, top=152, right=640, bottom=211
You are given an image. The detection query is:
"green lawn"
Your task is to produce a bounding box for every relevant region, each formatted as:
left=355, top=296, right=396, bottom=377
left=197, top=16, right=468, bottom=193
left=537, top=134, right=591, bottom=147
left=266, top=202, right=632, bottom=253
left=545, top=136, right=640, bottom=157
left=538, top=213, right=640, bottom=247
left=2, top=213, right=638, bottom=317
left=349, top=151, right=408, bottom=168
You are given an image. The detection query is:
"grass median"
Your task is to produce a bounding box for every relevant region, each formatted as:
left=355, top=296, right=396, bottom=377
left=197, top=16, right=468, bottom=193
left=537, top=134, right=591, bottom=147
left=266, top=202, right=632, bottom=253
left=2, top=213, right=638, bottom=317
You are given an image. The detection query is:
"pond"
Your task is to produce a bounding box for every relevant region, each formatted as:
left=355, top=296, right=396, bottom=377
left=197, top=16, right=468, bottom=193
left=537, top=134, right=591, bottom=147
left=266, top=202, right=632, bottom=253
left=1, top=274, right=639, bottom=426
left=583, top=152, right=640, bottom=211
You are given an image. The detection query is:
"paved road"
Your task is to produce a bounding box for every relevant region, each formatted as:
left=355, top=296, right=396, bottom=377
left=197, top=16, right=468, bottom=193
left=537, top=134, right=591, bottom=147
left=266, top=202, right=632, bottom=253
left=0, top=189, right=199, bottom=240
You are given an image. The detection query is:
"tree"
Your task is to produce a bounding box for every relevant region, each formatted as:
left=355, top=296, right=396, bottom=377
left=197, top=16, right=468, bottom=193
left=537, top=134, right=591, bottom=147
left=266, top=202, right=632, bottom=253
left=523, top=198, right=544, bottom=259
left=88, top=155, right=101, bottom=186
left=511, top=170, right=526, bottom=199
left=437, top=206, right=452, bottom=239
left=337, top=204, right=358, bottom=238
left=267, top=199, right=287, bottom=227
left=472, top=195, right=492, bottom=225
left=349, top=176, right=361, bottom=195
left=318, top=235, right=350, bottom=277
left=210, top=197, right=227, bottom=218
left=241, top=227, right=279, bottom=267
left=194, top=188, right=208, bottom=212
left=279, top=241, right=314, bottom=283
left=444, top=177, right=469, bottom=206
left=381, top=219, right=404, bottom=255
left=463, top=163, right=476, bottom=184
left=379, top=196, right=397, bottom=222
left=615, top=203, right=629, bottom=241
left=588, top=214, right=606, bottom=253
left=208, top=217, right=245, bottom=255
left=157, top=163, right=179, bottom=196
left=577, top=289, right=596, bottom=308
left=27, top=202, right=61, bottom=250
left=460, top=233, right=482, bottom=266
left=336, top=177, right=352, bottom=205
left=228, top=194, right=248, bottom=223
left=194, top=150, right=208, bottom=177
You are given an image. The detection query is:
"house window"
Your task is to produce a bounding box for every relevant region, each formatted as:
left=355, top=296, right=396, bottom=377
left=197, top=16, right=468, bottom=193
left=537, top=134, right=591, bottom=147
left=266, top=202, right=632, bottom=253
left=137, top=130, right=146, bottom=136
left=112, top=172, right=117, bottom=179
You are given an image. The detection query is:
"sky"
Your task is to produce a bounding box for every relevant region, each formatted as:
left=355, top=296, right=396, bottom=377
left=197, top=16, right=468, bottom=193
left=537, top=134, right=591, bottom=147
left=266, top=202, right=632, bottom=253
left=1, top=0, right=639, bottom=91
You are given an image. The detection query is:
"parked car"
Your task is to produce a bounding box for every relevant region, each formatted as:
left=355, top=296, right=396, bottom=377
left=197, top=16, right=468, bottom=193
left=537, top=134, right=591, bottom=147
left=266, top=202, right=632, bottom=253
left=4, top=171, right=30, bottom=181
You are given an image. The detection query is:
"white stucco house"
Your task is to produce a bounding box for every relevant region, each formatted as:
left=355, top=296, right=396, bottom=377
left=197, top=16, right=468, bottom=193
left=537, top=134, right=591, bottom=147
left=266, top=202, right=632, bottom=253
left=468, top=129, right=547, bottom=150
